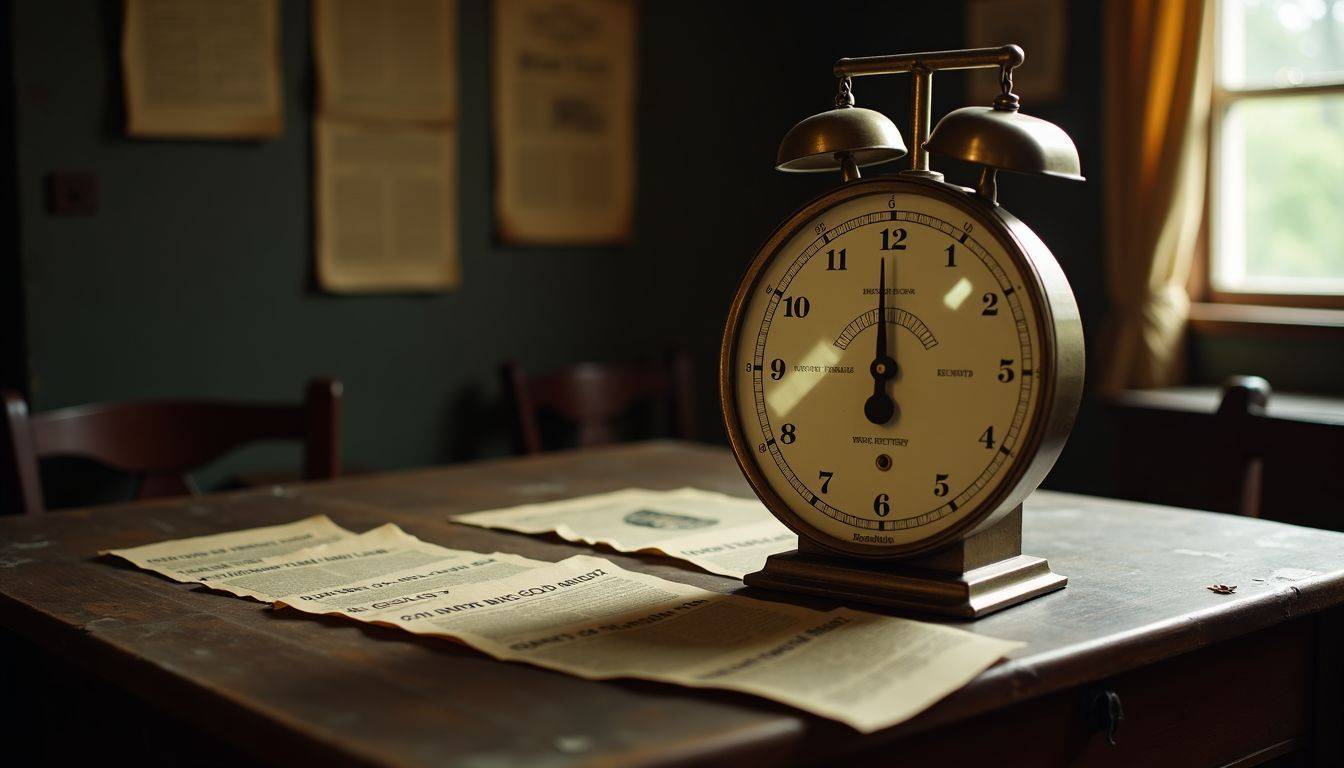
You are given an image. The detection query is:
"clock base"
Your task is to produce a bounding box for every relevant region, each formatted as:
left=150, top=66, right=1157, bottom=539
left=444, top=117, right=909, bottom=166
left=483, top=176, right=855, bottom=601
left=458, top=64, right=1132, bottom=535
left=744, top=506, right=1065, bottom=618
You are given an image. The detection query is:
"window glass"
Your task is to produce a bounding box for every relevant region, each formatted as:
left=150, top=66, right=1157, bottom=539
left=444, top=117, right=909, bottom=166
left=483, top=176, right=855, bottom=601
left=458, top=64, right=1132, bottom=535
left=1214, top=93, right=1344, bottom=292
left=1219, top=0, right=1344, bottom=89
left=1212, top=0, right=1344, bottom=296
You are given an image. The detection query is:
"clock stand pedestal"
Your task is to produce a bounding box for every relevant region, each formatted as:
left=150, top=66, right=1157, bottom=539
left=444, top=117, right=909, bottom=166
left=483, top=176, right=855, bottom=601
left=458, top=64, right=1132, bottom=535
left=743, top=505, right=1065, bottom=618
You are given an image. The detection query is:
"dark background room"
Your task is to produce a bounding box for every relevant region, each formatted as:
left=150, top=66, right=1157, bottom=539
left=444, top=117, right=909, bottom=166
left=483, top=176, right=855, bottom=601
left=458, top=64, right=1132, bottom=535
left=2, top=0, right=1340, bottom=504
left=2, top=0, right=1343, bottom=765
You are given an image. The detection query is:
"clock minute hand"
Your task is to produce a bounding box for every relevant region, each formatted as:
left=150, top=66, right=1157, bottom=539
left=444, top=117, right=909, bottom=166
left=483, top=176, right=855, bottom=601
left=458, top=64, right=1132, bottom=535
left=876, top=257, right=888, bottom=364
left=864, top=258, right=898, bottom=425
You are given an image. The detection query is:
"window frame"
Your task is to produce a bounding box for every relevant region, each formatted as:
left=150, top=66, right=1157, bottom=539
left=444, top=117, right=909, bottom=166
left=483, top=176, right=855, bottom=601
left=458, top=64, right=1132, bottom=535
left=1202, top=2, right=1344, bottom=310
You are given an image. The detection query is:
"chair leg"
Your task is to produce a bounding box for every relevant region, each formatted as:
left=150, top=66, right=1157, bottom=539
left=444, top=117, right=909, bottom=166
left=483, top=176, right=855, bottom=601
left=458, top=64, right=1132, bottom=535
left=668, top=346, right=696, bottom=441
left=501, top=361, right=542, bottom=455
left=303, top=378, right=342, bottom=480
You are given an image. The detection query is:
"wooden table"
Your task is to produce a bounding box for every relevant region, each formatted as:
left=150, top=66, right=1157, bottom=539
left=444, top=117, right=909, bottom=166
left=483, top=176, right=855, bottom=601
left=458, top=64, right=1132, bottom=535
left=2, top=441, right=1343, bottom=767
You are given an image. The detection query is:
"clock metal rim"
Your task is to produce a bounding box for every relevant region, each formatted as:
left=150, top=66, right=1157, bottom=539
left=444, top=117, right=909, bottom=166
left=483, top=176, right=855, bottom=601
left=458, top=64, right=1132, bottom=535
left=718, top=175, right=1083, bottom=561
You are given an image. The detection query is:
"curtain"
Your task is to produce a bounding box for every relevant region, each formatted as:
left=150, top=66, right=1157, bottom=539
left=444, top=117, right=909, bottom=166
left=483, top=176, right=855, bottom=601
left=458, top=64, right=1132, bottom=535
left=1100, top=0, right=1212, bottom=393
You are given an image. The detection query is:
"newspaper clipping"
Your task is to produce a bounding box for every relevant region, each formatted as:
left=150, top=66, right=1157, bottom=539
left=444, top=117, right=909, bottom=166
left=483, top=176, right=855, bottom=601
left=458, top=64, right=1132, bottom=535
left=311, top=0, right=460, bottom=292
left=314, top=119, right=460, bottom=292
left=122, top=0, right=284, bottom=138
left=105, top=515, right=354, bottom=585
left=455, top=488, right=797, bottom=578
left=105, top=517, right=547, bottom=601
left=278, top=553, right=1021, bottom=733
left=313, top=0, right=457, bottom=123
left=493, top=0, right=636, bottom=244
left=110, top=518, right=1021, bottom=732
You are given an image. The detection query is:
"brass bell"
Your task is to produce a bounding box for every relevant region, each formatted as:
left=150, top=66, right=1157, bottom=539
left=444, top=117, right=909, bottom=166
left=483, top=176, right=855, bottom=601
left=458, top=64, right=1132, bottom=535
left=926, top=92, right=1083, bottom=203
left=776, top=81, right=906, bottom=181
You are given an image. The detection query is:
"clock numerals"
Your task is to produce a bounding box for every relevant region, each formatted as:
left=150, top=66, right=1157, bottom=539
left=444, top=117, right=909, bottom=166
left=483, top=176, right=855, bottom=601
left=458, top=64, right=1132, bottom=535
left=981, top=292, right=999, bottom=316
left=979, top=426, right=996, bottom=449
left=782, top=296, right=810, bottom=318
left=879, top=227, right=908, bottom=251
left=735, top=195, right=1048, bottom=541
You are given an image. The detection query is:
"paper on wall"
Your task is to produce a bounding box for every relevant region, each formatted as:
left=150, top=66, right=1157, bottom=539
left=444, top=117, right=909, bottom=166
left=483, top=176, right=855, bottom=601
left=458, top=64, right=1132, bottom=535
left=454, top=488, right=797, bottom=578
left=314, top=118, right=460, bottom=292
left=277, top=554, right=1022, bottom=733
left=121, top=0, right=284, bottom=138
left=312, top=0, right=458, bottom=124
left=493, top=0, right=636, bottom=244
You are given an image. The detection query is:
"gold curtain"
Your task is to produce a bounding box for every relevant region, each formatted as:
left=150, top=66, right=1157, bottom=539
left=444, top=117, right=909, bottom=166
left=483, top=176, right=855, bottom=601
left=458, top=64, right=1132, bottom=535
left=1100, top=0, right=1212, bottom=392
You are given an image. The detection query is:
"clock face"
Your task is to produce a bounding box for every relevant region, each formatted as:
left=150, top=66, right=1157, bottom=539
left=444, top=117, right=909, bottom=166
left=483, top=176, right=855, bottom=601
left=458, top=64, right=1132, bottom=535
left=726, top=180, right=1049, bottom=555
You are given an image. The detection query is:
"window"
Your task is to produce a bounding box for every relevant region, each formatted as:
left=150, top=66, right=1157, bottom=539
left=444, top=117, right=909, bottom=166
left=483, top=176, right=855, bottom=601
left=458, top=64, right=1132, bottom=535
left=1211, top=0, right=1344, bottom=302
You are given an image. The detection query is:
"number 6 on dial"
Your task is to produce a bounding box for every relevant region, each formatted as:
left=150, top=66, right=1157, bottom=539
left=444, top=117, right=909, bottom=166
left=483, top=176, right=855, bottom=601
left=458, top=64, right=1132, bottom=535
left=721, top=175, right=1083, bottom=561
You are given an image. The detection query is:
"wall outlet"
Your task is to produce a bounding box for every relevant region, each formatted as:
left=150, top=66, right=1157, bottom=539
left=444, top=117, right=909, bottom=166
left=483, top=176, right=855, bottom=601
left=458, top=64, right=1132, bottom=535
left=46, top=172, right=98, bottom=216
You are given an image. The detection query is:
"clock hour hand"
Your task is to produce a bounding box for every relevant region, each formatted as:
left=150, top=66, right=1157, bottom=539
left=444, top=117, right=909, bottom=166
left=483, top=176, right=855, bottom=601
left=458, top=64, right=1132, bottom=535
left=864, top=257, right=898, bottom=425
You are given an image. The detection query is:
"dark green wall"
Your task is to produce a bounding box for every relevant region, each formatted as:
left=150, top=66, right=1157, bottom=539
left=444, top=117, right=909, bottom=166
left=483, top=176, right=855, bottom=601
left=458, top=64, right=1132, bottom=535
left=1190, top=334, right=1344, bottom=391
left=13, top=0, right=682, bottom=479
left=0, top=5, right=21, bottom=397
left=5, top=0, right=987, bottom=488
left=12, top=0, right=1325, bottom=506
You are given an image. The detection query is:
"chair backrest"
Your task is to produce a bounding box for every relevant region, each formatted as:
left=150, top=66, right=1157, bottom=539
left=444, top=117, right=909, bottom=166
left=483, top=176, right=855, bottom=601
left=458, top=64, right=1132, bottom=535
left=501, top=350, right=695, bottom=454
left=1107, top=375, right=1344, bottom=529
left=1, top=379, right=341, bottom=514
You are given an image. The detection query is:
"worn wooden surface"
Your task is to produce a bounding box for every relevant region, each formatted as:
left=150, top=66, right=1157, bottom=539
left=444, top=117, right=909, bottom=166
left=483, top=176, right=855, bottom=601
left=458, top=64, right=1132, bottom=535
left=3, top=441, right=1344, bottom=766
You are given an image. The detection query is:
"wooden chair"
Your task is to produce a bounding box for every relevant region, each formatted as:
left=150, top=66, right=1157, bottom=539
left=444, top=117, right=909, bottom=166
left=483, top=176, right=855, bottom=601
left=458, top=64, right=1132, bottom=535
left=1, top=379, right=341, bottom=515
left=1106, top=375, right=1344, bottom=529
left=501, top=350, right=695, bottom=454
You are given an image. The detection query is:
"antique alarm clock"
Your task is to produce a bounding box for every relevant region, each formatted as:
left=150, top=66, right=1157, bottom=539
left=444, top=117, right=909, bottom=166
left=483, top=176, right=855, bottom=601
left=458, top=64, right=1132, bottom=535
left=720, top=46, right=1084, bottom=617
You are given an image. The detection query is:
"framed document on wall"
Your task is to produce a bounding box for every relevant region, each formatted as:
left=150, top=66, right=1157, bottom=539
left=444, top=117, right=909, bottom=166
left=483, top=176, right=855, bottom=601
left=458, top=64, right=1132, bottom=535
left=493, top=0, right=636, bottom=245
left=122, top=0, right=284, bottom=138
left=314, top=119, right=459, bottom=293
left=311, top=0, right=460, bottom=293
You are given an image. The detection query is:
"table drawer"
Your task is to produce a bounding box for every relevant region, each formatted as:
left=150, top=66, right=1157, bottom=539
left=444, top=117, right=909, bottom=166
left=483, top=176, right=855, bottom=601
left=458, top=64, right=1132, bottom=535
left=859, top=618, right=1317, bottom=767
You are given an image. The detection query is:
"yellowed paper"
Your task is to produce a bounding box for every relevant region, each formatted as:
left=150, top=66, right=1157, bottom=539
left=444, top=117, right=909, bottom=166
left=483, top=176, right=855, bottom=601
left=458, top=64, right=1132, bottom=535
left=278, top=555, right=1021, bottom=732
left=108, top=517, right=1017, bottom=731
left=275, top=547, right=548, bottom=615
left=104, top=515, right=353, bottom=584
left=107, top=518, right=549, bottom=602
left=313, top=0, right=458, bottom=123
left=493, top=0, right=635, bottom=244
left=195, top=524, right=547, bottom=601
left=455, top=488, right=797, bottom=578
left=121, top=0, right=284, bottom=138
left=315, top=118, right=460, bottom=292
